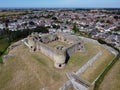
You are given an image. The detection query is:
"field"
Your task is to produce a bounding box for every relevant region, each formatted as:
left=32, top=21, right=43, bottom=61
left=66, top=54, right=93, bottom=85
left=80, top=41, right=115, bottom=83
left=99, top=58, right=120, bottom=90
left=0, top=39, right=114, bottom=90
left=0, top=11, right=26, bottom=17
left=47, top=40, right=69, bottom=48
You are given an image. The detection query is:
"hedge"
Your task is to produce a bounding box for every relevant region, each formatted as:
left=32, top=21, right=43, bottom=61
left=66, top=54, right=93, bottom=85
left=94, top=44, right=120, bottom=90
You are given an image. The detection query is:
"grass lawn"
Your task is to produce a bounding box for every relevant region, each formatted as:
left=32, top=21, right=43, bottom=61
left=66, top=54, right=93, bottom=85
left=0, top=38, right=10, bottom=63
left=0, top=38, right=9, bottom=52
left=99, top=58, right=120, bottom=90
left=47, top=40, right=69, bottom=48
left=0, top=39, right=114, bottom=90
left=0, top=11, right=26, bottom=17
left=65, top=41, right=99, bottom=71
left=80, top=44, right=115, bottom=83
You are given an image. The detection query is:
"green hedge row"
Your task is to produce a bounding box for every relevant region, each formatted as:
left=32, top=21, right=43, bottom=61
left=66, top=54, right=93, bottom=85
left=94, top=47, right=120, bottom=90
left=77, top=32, right=120, bottom=90
left=0, top=43, right=10, bottom=63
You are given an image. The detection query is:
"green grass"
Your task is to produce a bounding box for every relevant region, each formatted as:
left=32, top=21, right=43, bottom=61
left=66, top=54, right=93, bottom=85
left=0, top=11, right=27, bottom=17
left=65, top=41, right=99, bottom=71
left=0, top=38, right=9, bottom=52
left=0, top=40, right=98, bottom=90
left=47, top=40, right=69, bottom=48
left=0, top=39, right=115, bottom=90
left=117, top=68, right=120, bottom=79
left=0, top=38, right=10, bottom=63
left=32, top=54, right=48, bottom=66
left=94, top=53, right=120, bottom=90
left=80, top=43, right=115, bottom=82
left=0, top=56, right=25, bottom=89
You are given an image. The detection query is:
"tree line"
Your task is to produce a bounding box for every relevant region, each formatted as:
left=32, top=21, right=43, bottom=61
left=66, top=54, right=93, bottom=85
left=0, top=26, right=49, bottom=42
left=0, top=26, right=49, bottom=63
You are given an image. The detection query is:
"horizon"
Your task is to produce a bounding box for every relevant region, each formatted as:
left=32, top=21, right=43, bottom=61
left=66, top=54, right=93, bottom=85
left=0, top=0, right=120, bottom=8
left=0, top=7, right=120, bottom=9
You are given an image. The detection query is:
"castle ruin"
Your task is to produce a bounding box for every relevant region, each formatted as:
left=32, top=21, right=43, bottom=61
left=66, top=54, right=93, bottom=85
left=23, top=32, right=85, bottom=69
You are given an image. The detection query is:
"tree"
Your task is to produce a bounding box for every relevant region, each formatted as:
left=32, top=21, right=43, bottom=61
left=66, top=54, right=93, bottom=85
left=114, top=16, right=119, bottom=20
left=52, top=17, right=58, bottom=20
left=5, top=19, right=10, bottom=28
left=100, top=20, right=105, bottom=23
left=1, top=26, right=49, bottom=42
left=72, top=23, right=79, bottom=33
left=106, top=20, right=111, bottom=24
left=23, top=23, right=27, bottom=26
left=52, top=24, right=60, bottom=29
left=0, top=51, right=2, bottom=55
left=35, top=26, right=49, bottom=33
left=29, top=21, right=35, bottom=25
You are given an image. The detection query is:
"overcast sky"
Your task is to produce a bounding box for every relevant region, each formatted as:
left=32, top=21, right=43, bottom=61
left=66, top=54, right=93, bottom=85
left=0, top=0, right=120, bottom=8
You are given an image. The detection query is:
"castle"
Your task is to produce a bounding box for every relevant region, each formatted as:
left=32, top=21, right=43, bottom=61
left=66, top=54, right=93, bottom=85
left=23, top=32, right=85, bottom=69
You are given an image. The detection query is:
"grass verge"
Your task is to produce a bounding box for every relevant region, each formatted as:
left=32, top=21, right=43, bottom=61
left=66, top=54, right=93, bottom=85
left=94, top=53, right=120, bottom=90
left=0, top=38, right=10, bottom=63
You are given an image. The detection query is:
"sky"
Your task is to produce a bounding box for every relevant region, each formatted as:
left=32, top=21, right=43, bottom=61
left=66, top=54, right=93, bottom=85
left=0, top=0, right=120, bottom=8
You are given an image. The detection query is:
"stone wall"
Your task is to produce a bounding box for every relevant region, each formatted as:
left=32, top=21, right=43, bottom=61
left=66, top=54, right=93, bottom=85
left=66, top=42, right=82, bottom=57
left=37, top=42, right=54, bottom=60
left=26, top=35, right=66, bottom=68
left=57, top=32, right=80, bottom=44
left=76, top=51, right=102, bottom=75
left=24, top=32, right=85, bottom=69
